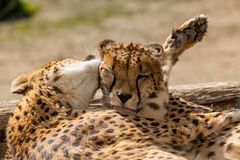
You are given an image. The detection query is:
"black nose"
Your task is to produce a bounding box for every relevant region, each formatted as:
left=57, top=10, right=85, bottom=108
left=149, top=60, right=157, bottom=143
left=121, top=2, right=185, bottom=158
left=117, top=92, right=132, bottom=103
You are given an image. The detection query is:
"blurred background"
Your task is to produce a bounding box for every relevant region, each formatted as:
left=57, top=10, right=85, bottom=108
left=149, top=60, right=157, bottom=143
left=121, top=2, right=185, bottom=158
left=0, top=0, right=240, bottom=101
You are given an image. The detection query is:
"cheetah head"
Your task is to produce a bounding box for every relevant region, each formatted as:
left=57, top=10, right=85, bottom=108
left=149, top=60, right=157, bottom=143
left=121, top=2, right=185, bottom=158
left=99, top=39, right=169, bottom=115
left=11, top=56, right=101, bottom=109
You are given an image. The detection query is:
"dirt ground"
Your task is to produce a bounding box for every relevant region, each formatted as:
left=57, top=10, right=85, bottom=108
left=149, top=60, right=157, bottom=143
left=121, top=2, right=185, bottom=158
left=0, top=0, right=240, bottom=101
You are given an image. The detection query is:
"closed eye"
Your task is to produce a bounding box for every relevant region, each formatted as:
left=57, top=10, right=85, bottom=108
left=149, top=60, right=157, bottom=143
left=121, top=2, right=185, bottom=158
left=101, top=68, right=115, bottom=91
left=137, top=75, right=150, bottom=79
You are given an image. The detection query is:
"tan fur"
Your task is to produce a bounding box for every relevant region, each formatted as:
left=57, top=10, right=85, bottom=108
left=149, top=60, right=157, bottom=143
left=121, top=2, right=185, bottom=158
left=98, top=16, right=240, bottom=160
left=7, top=15, right=240, bottom=160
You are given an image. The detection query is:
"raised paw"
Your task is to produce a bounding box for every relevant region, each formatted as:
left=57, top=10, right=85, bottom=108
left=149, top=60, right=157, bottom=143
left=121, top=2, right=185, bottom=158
left=163, top=14, right=208, bottom=54
left=178, top=14, right=208, bottom=43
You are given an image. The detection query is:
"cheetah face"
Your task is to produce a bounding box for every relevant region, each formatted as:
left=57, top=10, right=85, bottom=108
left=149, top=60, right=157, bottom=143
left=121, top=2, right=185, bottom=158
left=11, top=56, right=101, bottom=108
left=99, top=39, right=169, bottom=113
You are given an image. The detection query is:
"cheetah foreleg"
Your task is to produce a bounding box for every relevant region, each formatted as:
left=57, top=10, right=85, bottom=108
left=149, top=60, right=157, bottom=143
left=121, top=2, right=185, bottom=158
left=162, top=14, right=208, bottom=81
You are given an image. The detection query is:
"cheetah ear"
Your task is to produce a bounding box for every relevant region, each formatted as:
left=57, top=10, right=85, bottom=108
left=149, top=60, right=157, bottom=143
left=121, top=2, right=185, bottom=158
left=146, top=43, right=163, bottom=56
left=11, top=74, right=30, bottom=94
left=98, top=39, right=115, bottom=59
left=82, top=54, right=96, bottom=61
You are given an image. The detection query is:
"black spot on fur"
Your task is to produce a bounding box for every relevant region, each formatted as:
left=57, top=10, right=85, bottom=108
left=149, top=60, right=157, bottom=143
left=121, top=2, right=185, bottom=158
left=39, top=116, right=45, bottom=122
left=24, top=111, right=28, bottom=116
left=15, top=115, right=20, bottom=121
left=56, top=128, right=61, bottom=132
left=148, top=103, right=160, bottom=110
left=89, top=135, right=98, bottom=141
left=83, top=55, right=96, bottom=61
left=18, top=105, right=22, bottom=111
left=142, top=128, right=150, bottom=133
left=45, top=116, right=49, bottom=120
left=60, top=135, right=70, bottom=144
left=178, top=109, right=184, bottom=114
left=53, top=86, right=63, bottom=94
left=207, top=141, right=215, bottom=147
left=46, top=153, right=53, bottom=160
left=52, top=133, right=58, bottom=137
left=41, top=137, right=46, bottom=142
left=172, top=129, right=177, bottom=134
left=172, top=118, right=180, bottom=123
left=170, top=114, right=176, bottom=118
left=48, top=139, right=54, bottom=144
left=192, top=119, right=199, bottom=126
left=38, top=145, right=43, bottom=152
left=68, top=124, right=74, bottom=128
left=73, top=153, right=81, bottom=160
left=51, top=144, right=59, bottom=152
left=63, top=129, right=69, bottom=133
left=29, top=128, right=36, bottom=134
left=105, top=128, right=114, bottom=133
left=161, top=125, right=168, bottom=129
left=18, top=125, right=24, bottom=131
left=25, top=137, right=31, bottom=143
left=145, top=118, right=154, bottom=121
left=207, top=151, right=215, bottom=158
left=50, top=111, right=58, bottom=116
left=219, top=141, right=226, bottom=146
left=148, top=92, right=158, bottom=98
left=226, top=143, right=233, bottom=151
left=44, top=108, right=50, bottom=113
left=150, top=122, right=160, bottom=126
left=171, top=102, right=178, bottom=105
left=96, top=141, right=104, bottom=146
left=32, top=143, right=37, bottom=149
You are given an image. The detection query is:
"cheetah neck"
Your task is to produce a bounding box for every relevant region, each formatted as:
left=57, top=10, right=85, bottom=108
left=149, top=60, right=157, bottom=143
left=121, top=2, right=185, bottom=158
left=7, top=89, right=68, bottom=156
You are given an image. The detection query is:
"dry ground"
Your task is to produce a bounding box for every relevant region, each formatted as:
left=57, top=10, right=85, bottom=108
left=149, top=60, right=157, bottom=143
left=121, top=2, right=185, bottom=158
left=0, top=0, right=240, bottom=101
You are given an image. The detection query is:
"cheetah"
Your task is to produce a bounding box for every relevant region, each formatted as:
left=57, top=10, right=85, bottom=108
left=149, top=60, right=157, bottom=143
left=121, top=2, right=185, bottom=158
left=98, top=40, right=240, bottom=160
left=7, top=15, right=240, bottom=160
left=98, top=19, right=240, bottom=160
left=8, top=57, right=189, bottom=160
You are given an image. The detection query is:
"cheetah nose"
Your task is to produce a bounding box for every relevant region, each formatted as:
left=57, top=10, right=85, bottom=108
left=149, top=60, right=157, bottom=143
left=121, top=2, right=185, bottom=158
left=117, top=92, right=132, bottom=104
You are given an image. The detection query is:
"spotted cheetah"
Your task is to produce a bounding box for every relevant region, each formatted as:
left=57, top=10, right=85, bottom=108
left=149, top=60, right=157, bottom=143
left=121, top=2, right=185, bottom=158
left=8, top=57, right=190, bottom=160
left=98, top=19, right=240, bottom=160
left=7, top=15, right=240, bottom=160
left=98, top=40, right=240, bottom=160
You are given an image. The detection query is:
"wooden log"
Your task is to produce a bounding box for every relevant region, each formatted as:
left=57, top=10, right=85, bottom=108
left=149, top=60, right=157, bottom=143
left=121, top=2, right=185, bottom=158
left=169, top=81, right=240, bottom=104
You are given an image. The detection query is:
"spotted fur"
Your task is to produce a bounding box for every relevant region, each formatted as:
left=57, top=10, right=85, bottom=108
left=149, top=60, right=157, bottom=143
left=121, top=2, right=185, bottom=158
left=98, top=39, right=240, bottom=160
left=7, top=15, right=240, bottom=160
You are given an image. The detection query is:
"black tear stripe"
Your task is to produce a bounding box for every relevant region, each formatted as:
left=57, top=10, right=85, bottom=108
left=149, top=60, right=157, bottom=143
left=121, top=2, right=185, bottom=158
left=136, top=75, right=142, bottom=105
left=136, top=58, right=142, bottom=105
left=112, top=56, right=117, bottom=71
left=109, top=75, right=116, bottom=92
